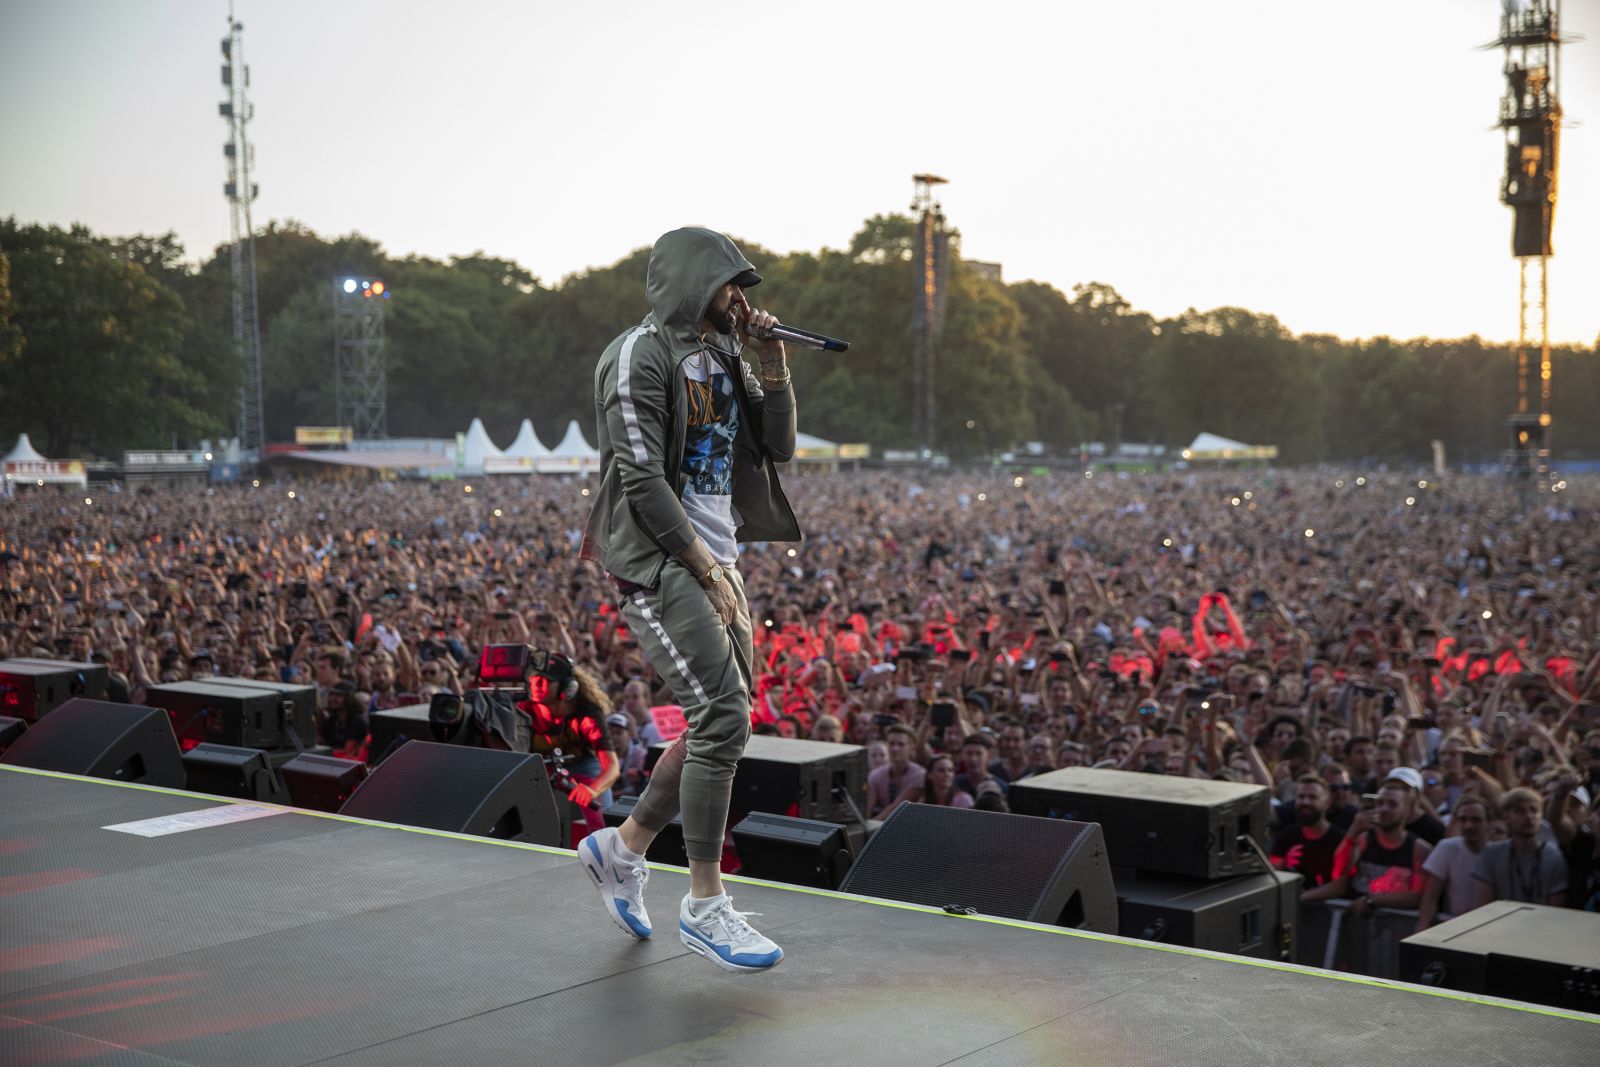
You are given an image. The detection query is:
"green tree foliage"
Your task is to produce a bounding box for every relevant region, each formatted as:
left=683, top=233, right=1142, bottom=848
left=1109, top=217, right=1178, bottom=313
left=2, top=212, right=1596, bottom=466
left=0, top=219, right=219, bottom=456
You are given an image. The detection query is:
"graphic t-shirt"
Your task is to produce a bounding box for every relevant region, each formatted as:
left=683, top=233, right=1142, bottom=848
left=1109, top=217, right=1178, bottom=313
left=680, top=350, right=740, bottom=565
left=518, top=699, right=616, bottom=763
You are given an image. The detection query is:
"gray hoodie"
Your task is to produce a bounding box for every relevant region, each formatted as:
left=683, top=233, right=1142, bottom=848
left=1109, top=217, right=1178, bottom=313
left=580, top=228, right=800, bottom=587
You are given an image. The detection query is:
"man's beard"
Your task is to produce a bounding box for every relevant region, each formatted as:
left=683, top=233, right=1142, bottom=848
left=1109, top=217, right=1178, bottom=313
left=708, top=302, right=738, bottom=335
left=1296, top=806, right=1322, bottom=825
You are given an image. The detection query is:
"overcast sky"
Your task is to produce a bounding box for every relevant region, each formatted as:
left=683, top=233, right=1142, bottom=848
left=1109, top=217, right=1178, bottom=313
left=2, top=0, right=1596, bottom=344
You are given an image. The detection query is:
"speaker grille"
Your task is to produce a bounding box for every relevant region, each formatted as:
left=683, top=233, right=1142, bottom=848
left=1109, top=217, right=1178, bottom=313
left=0, top=698, right=183, bottom=787
left=841, top=804, right=1104, bottom=924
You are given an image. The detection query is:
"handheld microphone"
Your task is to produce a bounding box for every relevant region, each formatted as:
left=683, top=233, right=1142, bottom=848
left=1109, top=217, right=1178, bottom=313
left=747, top=322, right=850, bottom=353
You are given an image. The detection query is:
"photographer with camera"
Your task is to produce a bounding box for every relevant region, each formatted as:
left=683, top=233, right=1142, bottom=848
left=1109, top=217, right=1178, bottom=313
left=521, top=649, right=619, bottom=846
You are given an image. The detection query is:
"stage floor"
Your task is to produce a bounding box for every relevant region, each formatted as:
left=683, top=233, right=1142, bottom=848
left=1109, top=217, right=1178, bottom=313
left=1, top=765, right=1593, bottom=1066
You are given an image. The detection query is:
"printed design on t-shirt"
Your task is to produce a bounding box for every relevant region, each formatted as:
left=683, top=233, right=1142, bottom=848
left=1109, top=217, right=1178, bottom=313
left=682, top=359, right=738, bottom=496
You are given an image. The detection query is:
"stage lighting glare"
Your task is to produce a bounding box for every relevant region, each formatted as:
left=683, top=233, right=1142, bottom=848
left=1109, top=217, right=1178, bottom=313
left=251, top=479, right=260, bottom=488
left=1304, top=529, right=1315, bottom=538
left=977, top=493, right=987, bottom=502
left=1406, top=497, right=1416, bottom=506
left=493, top=508, right=503, bottom=517
left=342, top=279, right=357, bottom=293
left=204, top=451, right=214, bottom=461
left=287, top=490, right=297, bottom=499
left=84, top=497, right=92, bottom=505
left=1162, top=538, right=1173, bottom=548
left=362, top=280, right=371, bottom=289
left=371, top=281, right=385, bottom=296
left=786, top=548, right=797, bottom=557
left=580, top=487, right=590, bottom=497
left=1482, top=610, right=1493, bottom=620
left=1012, top=477, right=1023, bottom=488
left=1355, top=477, right=1367, bottom=486
left=1230, top=497, right=1241, bottom=506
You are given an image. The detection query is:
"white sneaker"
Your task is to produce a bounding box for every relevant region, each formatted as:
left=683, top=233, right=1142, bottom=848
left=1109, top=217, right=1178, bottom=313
left=678, top=894, right=783, bottom=972
left=578, top=827, right=652, bottom=939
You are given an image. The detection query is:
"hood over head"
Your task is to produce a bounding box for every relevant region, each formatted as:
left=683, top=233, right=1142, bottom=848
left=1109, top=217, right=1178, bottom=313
left=645, top=227, right=761, bottom=359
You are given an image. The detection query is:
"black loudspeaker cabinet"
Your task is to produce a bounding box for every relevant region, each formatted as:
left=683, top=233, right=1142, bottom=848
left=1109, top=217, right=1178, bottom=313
left=280, top=752, right=369, bottom=813
left=1115, top=869, right=1302, bottom=960
left=180, top=742, right=289, bottom=803
left=1009, top=767, right=1271, bottom=880
left=0, top=697, right=184, bottom=787
left=145, top=680, right=304, bottom=751
left=1398, top=900, right=1600, bottom=1013
left=602, top=795, right=689, bottom=867
left=339, top=740, right=563, bottom=845
left=0, top=716, right=26, bottom=754
left=839, top=803, right=1118, bottom=932
left=366, top=703, right=433, bottom=765
left=732, top=811, right=853, bottom=890
left=648, top=735, right=868, bottom=824
left=203, top=677, right=317, bottom=750
left=0, top=658, right=110, bottom=723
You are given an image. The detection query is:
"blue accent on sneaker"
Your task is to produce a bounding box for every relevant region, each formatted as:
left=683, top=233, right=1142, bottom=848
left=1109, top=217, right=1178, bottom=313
left=616, top=897, right=652, bottom=938
left=679, top=920, right=783, bottom=970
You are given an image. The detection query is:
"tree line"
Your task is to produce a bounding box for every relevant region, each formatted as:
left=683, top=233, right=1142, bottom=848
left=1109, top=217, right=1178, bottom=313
left=2, top=214, right=1596, bottom=465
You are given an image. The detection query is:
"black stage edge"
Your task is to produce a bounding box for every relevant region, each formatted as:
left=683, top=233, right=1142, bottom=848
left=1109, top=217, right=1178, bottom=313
left=1, top=766, right=1593, bottom=1066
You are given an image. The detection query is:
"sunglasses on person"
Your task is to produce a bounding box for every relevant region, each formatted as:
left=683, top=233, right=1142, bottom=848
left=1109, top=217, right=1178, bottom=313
left=1329, top=783, right=1354, bottom=792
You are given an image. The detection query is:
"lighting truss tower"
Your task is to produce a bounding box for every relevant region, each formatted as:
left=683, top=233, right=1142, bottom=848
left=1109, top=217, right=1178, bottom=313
left=220, top=8, right=265, bottom=459
left=334, top=278, right=389, bottom=439
left=911, top=174, right=949, bottom=457
left=1496, top=0, right=1565, bottom=478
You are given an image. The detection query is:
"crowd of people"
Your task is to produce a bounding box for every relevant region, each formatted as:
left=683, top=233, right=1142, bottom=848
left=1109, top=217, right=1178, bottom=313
left=2, top=468, right=1597, bottom=931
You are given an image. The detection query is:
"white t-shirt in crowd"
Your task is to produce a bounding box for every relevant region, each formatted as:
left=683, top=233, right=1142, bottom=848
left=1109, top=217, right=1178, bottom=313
left=1423, top=836, right=1484, bottom=918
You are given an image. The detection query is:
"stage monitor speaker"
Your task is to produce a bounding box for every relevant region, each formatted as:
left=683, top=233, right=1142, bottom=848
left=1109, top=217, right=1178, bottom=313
left=839, top=803, right=1117, bottom=932
left=1115, top=869, right=1301, bottom=960
left=601, top=795, right=688, bottom=867
left=648, top=735, right=868, bottom=824
left=732, top=811, right=853, bottom=890
left=0, top=658, right=110, bottom=723
left=1399, top=900, right=1600, bottom=1013
left=202, top=677, right=317, bottom=750
left=0, top=716, right=26, bottom=755
left=366, top=703, right=432, bottom=765
left=280, top=752, right=368, bottom=813
left=181, top=743, right=288, bottom=803
left=1009, top=767, right=1271, bottom=880
left=0, top=698, right=184, bottom=787
left=339, top=740, right=562, bottom=845
left=145, top=680, right=305, bottom=751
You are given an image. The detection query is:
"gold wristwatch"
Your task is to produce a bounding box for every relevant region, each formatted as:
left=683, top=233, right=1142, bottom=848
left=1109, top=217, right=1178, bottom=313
left=701, top=563, right=726, bottom=587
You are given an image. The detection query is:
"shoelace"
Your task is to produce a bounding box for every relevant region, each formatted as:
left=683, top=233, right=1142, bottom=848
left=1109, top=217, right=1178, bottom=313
left=712, top=903, right=763, bottom=941
left=628, top=865, right=648, bottom=896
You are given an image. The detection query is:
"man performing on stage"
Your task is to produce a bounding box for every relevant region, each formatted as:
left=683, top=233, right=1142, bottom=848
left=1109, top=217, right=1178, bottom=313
left=577, top=226, right=801, bottom=972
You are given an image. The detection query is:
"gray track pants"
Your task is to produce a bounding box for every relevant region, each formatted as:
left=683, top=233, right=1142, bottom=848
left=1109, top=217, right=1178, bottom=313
left=620, top=562, right=753, bottom=862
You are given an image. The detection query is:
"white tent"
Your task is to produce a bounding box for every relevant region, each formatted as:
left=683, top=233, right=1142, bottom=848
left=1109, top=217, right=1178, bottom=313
left=536, top=420, right=600, bottom=473
left=460, top=418, right=505, bottom=474
left=3, top=434, right=48, bottom=465
left=504, top=419, right=550, bottom=458
left=2, top=434, right=87, bottom=493
left=1182, top=432, right=1277, bottom=463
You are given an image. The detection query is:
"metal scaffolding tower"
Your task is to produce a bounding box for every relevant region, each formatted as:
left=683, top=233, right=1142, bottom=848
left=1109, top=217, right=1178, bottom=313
left=1496, top=0, right=1566, bottom=477
left=220, top=8, right=265, bottom=458
left=334, top=278, right=389, bottom=439
left=911, top=174, right=949, bottom=457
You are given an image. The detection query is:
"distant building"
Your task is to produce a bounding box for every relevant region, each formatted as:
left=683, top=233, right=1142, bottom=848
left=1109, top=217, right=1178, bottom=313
left=964, top=259, right=1003, bottom=282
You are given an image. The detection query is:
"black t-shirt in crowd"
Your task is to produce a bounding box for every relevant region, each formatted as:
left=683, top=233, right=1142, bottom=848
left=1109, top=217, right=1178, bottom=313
left=1406, top=812, right=1446, bottom=846
left=1271, top=822, right=1345, bottom=888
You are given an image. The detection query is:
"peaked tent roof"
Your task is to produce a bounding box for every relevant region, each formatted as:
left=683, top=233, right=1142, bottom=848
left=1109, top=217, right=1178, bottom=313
left=2, top=434, right=48, bottom=465
left=461, top=418, right=505, bottom=472
left=1184, top=431, right=1277, bottom=461
left=504, top=419, right=550, bottom=458
left=551, top=420, right=599, bottom=458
